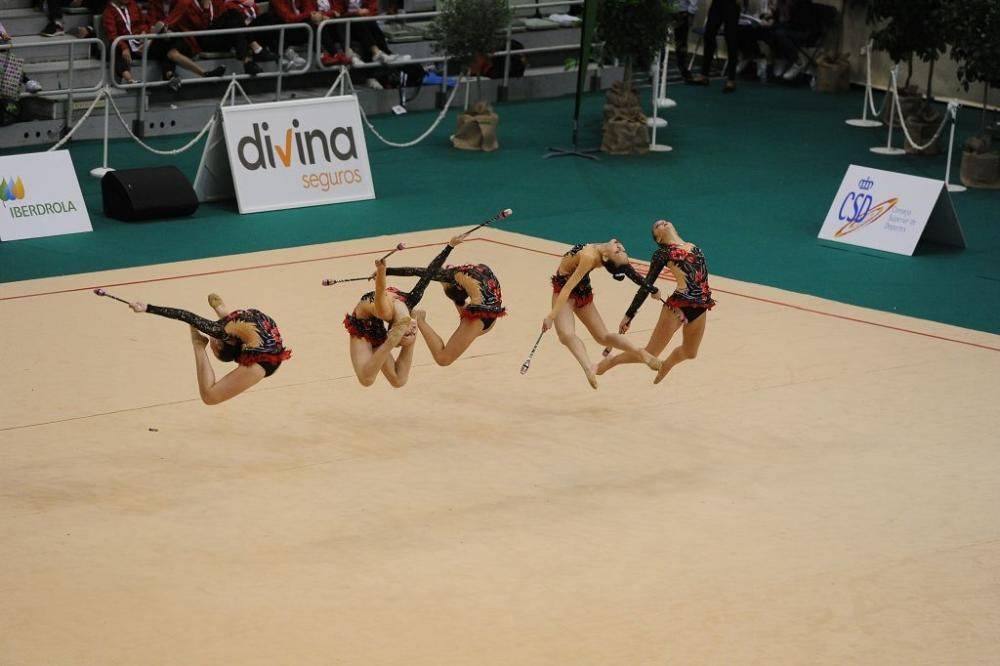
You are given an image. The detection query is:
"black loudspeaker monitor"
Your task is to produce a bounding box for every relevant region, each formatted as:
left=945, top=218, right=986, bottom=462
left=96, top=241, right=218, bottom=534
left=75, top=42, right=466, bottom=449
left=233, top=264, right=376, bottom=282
left=101, top=166, right=199, bottom=222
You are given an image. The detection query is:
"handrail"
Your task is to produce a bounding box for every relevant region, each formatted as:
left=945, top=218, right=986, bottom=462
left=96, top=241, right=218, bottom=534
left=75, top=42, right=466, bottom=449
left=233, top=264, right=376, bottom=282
left=108, top=22, right=314, bottom=91
left=0, top=38, right=107, bottom=99
left=315, top=0, right=586, bottom=72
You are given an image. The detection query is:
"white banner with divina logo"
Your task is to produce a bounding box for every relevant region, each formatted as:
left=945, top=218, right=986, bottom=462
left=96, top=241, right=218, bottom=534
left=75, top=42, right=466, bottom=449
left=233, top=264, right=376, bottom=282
left=219, top=96, right=375, bottom=214
left=0, top=150, right=92, bottom=241
left=818, top=164, right=963, bottom=256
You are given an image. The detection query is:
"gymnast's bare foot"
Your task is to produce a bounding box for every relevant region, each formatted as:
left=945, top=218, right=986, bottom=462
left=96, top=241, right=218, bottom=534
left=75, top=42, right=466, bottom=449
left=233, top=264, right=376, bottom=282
left=653, top=362, right=671, bottom=385
left=595, top=355, right=611, bottom=375
left=208, top=293, right=229, bottom=317
left=643, top=352, right=663, bottom=372
left=586, top=365, right=598, bottom=389
left=387, top=316, right=412, bottom=346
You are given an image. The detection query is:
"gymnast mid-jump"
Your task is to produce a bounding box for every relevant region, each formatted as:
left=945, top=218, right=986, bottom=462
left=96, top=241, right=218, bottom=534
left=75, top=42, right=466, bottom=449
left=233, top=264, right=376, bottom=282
left=124, top=293, right=292, bottom=404
left=386, top=234, right=506, bottom=366
left=542, top=240, right=663, bottom=388
left=598, top=220, right=715, bottom=383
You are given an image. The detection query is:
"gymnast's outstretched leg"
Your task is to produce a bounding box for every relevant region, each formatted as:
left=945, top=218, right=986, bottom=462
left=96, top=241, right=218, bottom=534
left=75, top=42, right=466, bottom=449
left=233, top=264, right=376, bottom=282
left=598, top=304, right=682, bottom=374
left=412, top=310, right=484, bottom=367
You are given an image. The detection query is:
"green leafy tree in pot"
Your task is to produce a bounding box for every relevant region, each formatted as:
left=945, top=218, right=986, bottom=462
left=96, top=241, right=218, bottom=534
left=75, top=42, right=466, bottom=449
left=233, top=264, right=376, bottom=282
left=596, top=0, right=674, bottom=154
left=944, top=0, right=1000, bottom=187
left=427, top=0, right=512, bottom=151
left=866, top=0, right=948, bottom=143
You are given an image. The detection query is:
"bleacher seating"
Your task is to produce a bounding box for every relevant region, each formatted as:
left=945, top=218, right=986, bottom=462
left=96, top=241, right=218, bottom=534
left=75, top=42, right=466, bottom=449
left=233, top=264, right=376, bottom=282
left=0, top=0, right=595, bottom=146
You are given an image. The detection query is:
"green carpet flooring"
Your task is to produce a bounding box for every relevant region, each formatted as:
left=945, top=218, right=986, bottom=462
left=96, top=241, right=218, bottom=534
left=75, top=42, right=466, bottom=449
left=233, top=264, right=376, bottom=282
left=2, top=81, right=998, bottom=333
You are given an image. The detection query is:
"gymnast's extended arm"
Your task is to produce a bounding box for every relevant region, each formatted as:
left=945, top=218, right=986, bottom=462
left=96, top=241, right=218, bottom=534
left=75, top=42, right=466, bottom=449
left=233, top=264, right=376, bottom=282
left=624, top=250, right=667, bottom=322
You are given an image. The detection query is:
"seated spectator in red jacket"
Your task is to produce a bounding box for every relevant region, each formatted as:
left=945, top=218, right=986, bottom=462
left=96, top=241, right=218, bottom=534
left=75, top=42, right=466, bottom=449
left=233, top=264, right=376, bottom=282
left=146, top=0, right=227, bottom=83
left=268, top=0, right=323, bottom=70
left=161, top=0, right=276, bottom=76
left=312, top=0, right=350, bottom=66
left=335, top=0, right=404, bottom=66
left=103, top=0, right=224, bottom=89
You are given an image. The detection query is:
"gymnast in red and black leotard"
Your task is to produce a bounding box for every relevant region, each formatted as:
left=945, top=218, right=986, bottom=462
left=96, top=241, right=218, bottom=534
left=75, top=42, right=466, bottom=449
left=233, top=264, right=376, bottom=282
left=598, top=219, right=715, bottom=384
left=385, top=234, right=506, bottom=366
left=542, top=239, right=664, bottom=389
left=129, top=293, right=291, bottom=404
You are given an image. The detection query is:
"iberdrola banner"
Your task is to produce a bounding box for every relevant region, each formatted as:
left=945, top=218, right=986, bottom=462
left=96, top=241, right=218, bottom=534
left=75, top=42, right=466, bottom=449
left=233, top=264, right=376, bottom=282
left=0, top=150, right=92, bottom=241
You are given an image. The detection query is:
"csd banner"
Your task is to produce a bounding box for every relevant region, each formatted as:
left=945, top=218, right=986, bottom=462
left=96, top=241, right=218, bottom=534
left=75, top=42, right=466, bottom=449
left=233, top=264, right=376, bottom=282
left=0, top=150, right=92, bottom=242
left=818, top=165, right=964, bottom=256
left=218, top=96, right=374, bottom=214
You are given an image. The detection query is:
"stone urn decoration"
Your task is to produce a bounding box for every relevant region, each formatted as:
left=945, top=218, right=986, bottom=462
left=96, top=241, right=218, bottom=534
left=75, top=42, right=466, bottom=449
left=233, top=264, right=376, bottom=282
left=601, top=81, right=649, bottom=155
left=451, top=100, right=499, bottom=152
left=815, top=52, right=851, bottom=93
left=960, top=134, right=1000, bottom=189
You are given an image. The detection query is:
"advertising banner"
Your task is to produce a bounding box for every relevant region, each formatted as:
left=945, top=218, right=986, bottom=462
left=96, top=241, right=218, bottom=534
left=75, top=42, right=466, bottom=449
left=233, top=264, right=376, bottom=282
left=0, top=150, right=92, bottom=241
left=818, top=165, right=963, bottom=256
left=217, top=96, right=375, bottom=214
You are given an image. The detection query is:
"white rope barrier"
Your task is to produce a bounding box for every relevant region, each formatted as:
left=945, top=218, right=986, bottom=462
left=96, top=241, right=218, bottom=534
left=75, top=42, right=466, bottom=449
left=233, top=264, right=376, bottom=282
left=105, top=91, right=217, bottom=156
left=344, top=74, right=466, bottom=148
left=847, top=42, right=888, bottom=128
left=890, top=68, right=952, bottom=153
left=45, top=90, right=110, bottom=152
left=866, top=44, right=890, bottom=118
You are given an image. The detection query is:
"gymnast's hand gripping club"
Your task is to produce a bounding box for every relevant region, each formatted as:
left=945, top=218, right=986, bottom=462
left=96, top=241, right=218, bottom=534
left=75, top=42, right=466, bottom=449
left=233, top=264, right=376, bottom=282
left=321, top=243, right=406, bottom=286
left=520, top=330, right=545, bottom=375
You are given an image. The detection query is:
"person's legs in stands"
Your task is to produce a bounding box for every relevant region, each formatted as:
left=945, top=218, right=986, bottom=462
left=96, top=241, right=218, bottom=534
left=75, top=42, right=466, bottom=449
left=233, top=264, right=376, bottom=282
left=41, top=0, right=66, bottom=36
left=720, top=0, right=739, bottom=91
left=673, top=11, right=692, bottom=81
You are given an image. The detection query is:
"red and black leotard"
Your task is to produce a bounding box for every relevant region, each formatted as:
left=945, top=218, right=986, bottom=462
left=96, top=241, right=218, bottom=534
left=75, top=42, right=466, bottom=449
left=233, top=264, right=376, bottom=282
left=626, top=243, right=715, bottom=323
left=551, top=244, right=595, bottom=308
left=551, top=243, right=650, bottom=308
left=145, top=304, right=292, bottom=375
left=342, top=287, right=407, bottom=347
left=387, top=244, right=506, bottom=330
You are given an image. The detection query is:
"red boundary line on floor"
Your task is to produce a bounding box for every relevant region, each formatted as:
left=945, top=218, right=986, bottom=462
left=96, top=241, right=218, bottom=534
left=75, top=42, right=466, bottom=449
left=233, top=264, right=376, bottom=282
left=3, top=236, right=998, bottom=353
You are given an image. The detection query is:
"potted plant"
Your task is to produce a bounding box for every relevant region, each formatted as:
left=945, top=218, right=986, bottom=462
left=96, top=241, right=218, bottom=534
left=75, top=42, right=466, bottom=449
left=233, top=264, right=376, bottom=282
left=426, top=0, right=511, bottom=152
left=945, top=0, right=1000, bottom=188
left=866, top=0, right=947, bottom=150
left=596, top=0, right=674, bottom=154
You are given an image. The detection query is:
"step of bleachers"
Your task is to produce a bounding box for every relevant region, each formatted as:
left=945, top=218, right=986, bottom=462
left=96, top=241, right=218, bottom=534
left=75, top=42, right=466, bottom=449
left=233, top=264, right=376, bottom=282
left=0, top=6, right=94, bottom=35
left=22, top=56, right=105, bottom=91
left=7, top=32, right=99, bottom=62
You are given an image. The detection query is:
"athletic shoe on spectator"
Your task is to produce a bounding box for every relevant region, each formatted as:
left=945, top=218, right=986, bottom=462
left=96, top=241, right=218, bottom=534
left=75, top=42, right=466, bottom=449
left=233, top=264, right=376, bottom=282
left=254, top=46, right=278, bottom=63
left=40, top=21, right=64, bottom=37
left=782, top=60, right=806, bottom=80
left=282, top=47, right=306, bottom=71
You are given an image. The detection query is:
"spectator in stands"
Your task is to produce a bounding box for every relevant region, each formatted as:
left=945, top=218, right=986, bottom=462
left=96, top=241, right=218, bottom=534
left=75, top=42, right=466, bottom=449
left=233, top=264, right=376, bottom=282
left=688, top=0, right=739, bottom=93
left=764, top=0, right=815, bottom=81
left=40, top=0, right=106, bottom=38
left=269, top=0, right=332, bottom=71
left=147, top=0, right=228, bottom=83
left=673, top=0, right=697, bottom=83
left=1, top=21, right=43, bottom=92
left=337, top=0, right=404, bottom=67
left=103, top=0, right=223, bottom=89
left=160, top=0, right=277, bottom=77
left=312, top=0, right=351, bottom=66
